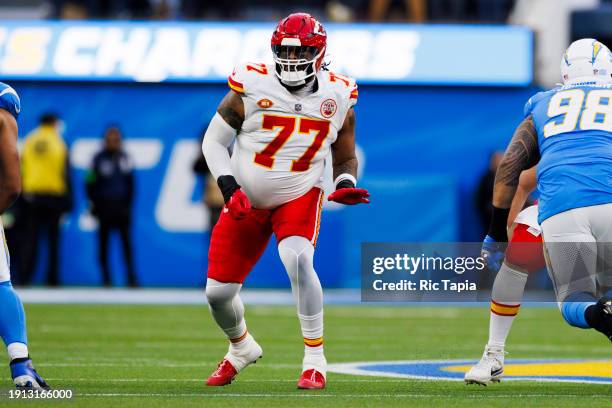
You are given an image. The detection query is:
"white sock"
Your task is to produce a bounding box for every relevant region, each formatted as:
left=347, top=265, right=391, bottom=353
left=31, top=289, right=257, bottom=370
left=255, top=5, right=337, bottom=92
left=487, top=313, right=515, bottom=348
left=300, top=312, right=324, bottom=354
left=7, top=342, right=28, bottom=361
left=300, top=312, right=325, bottom=375
left=229, top=331, right=253, bottom=354
left=226, top=320, right=248, bottom=343
left=303, top=344, right=326, bottom=377
left=304, top=344, right=324, bottom=359
left=488, top=263, right=528, bottom=348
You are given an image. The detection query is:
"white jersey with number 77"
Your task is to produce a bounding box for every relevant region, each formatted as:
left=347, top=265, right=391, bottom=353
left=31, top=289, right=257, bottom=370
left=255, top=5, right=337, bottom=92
left=227, top=62, right=358, bottom=209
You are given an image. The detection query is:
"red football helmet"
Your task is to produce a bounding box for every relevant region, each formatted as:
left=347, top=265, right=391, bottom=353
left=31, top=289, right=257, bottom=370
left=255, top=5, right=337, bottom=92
left=271, top=13, right=327, bottom=86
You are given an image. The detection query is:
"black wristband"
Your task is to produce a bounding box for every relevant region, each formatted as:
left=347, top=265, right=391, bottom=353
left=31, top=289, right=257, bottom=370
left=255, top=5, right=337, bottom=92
left=336, top=179, right=355, bottom=190
left=217, top=175, right=240, bottom=203
left=487, top=206, right=510, bottom=242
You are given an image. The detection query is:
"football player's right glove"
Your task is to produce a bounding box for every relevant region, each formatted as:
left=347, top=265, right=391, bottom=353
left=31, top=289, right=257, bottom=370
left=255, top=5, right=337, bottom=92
left=327, top=188, right=370, bottom=205
left=225, top=189, right=251, bottom=220
left=327, top=177, right=370, bottom=205
left=481, top=235, right=505, bottom=273
left=217, top=175, right=251, bottom=220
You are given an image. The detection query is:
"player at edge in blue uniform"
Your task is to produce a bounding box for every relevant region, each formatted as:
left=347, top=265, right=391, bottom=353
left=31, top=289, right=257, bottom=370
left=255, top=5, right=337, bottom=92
left=482, top=38, right=612, bottom=346
left=0, top=82, right=49, bottom=389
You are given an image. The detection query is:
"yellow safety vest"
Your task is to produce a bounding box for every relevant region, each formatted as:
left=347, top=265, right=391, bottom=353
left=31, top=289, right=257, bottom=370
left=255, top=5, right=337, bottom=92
left=21, top=125, right=68, bottom=195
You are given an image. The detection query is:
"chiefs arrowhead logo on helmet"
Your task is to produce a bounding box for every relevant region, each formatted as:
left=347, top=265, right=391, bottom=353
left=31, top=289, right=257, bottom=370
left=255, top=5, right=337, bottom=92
left=271, top=13, right=327, bottom=87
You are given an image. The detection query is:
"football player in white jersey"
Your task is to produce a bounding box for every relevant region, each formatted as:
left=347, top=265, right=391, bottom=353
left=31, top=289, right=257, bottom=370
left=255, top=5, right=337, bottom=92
left=201, top=13, right=369, bottom=389
left=466, top=167, right=546, bottom=385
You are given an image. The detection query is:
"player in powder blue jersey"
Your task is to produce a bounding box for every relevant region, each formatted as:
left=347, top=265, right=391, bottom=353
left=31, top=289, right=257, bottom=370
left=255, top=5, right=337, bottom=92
left=0, top=82, right=49, bottom=389
left=482, top=39, right=612, bottom=346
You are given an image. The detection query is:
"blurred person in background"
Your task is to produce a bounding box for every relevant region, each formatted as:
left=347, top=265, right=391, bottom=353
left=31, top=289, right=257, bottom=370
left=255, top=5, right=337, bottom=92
left=429, top=0, right=514, bottom=22
left=428, top=0, right=467, bottom=21
left=55, top=0, right=89, bottom=19
left=369, top=0, right=426, bottom=21
left=475, top=0, right=514, bottom=22
left=474, top=151, right=503, bottom=235
left=193, top=128, right=225, bottom=235
left=49, top=0, right=153, bottom=19
left=86, top=125, right=137, bottom=287
left=20, top=114, right=72, bottom=287
left=180, top=0, right=239, bottom=19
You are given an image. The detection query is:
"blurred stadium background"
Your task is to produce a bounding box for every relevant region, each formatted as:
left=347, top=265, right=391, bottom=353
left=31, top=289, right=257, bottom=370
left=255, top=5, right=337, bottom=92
left=0, top=0, right=610, bottom=291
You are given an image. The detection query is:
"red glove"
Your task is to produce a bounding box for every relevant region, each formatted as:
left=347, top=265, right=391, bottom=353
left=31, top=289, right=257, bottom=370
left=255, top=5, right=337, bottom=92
left=225, top=189, right=251, bottom=220
left=327, top=188, right=370, bottom=205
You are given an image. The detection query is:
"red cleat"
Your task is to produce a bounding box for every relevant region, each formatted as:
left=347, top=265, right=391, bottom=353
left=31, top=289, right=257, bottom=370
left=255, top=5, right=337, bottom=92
left=297, top=369, right=326, bottom=389
left=206, top=359, right=238, bottom=386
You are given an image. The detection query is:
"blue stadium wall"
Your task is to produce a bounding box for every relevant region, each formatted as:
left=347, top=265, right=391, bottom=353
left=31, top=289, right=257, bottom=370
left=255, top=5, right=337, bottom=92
left=10, top=81, right=540, bottom=288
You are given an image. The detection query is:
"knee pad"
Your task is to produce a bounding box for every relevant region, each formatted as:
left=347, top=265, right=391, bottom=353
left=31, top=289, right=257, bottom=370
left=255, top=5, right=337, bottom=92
left=506, top=223, right=546, bottom=273
left=278, top=236, right=315, bottom=281
left=205, top=279, right=240, bottom=307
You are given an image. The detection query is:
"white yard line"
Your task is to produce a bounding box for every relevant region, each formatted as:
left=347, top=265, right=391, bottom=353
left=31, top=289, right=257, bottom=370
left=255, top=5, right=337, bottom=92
left=15, top=288, right=359, bottom=305
left=37, top=362, right=301, bottom=368
left=73, top=393, right=612, bottom=399
left=15, top=288, right=558, bottom=307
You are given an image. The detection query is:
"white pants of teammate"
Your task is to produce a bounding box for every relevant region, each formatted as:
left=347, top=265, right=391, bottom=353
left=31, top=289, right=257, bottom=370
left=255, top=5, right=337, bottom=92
left=541, top=203, right=612, bottom=302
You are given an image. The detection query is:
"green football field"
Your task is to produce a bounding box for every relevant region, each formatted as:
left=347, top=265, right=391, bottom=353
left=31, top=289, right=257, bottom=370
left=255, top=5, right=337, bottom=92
left=2, top=303, right=611, bottom=407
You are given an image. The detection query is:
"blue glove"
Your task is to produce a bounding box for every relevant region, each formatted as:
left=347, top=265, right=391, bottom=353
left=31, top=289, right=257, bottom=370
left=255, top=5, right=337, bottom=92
left=481, top=235, right=505, bottom=273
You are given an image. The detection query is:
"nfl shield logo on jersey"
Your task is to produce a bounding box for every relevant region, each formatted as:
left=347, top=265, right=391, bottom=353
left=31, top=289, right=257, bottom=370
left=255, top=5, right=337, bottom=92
left=294, top=103, right=302, bottom=112
left=320, top=99, right=337, bottom=118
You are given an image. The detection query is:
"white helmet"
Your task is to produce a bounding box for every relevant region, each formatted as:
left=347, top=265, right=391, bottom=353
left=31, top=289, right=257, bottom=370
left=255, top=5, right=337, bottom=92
left=561, top=38, right=612, bottom=85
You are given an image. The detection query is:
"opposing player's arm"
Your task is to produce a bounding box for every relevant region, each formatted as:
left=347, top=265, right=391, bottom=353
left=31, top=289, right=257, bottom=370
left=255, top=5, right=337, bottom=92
left=0, top=109, right=21, bottom=213
left=507, top=165, right=537, bottom=228
left=328, top=108, right=369, bottom=204
left=488, top=116, right=539, bottom=241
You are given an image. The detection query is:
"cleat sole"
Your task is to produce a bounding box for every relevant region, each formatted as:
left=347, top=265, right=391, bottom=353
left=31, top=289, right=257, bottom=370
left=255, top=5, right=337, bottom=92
left=465, top=377, right=502, bottom=386
left=465, top=380, right=487, bottom=386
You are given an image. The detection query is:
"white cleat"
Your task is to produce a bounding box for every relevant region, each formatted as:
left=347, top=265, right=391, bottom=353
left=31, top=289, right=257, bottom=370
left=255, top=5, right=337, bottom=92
left=223, top=334, right=263, bottom=373
left=464, top=345, right=505, bottom=386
